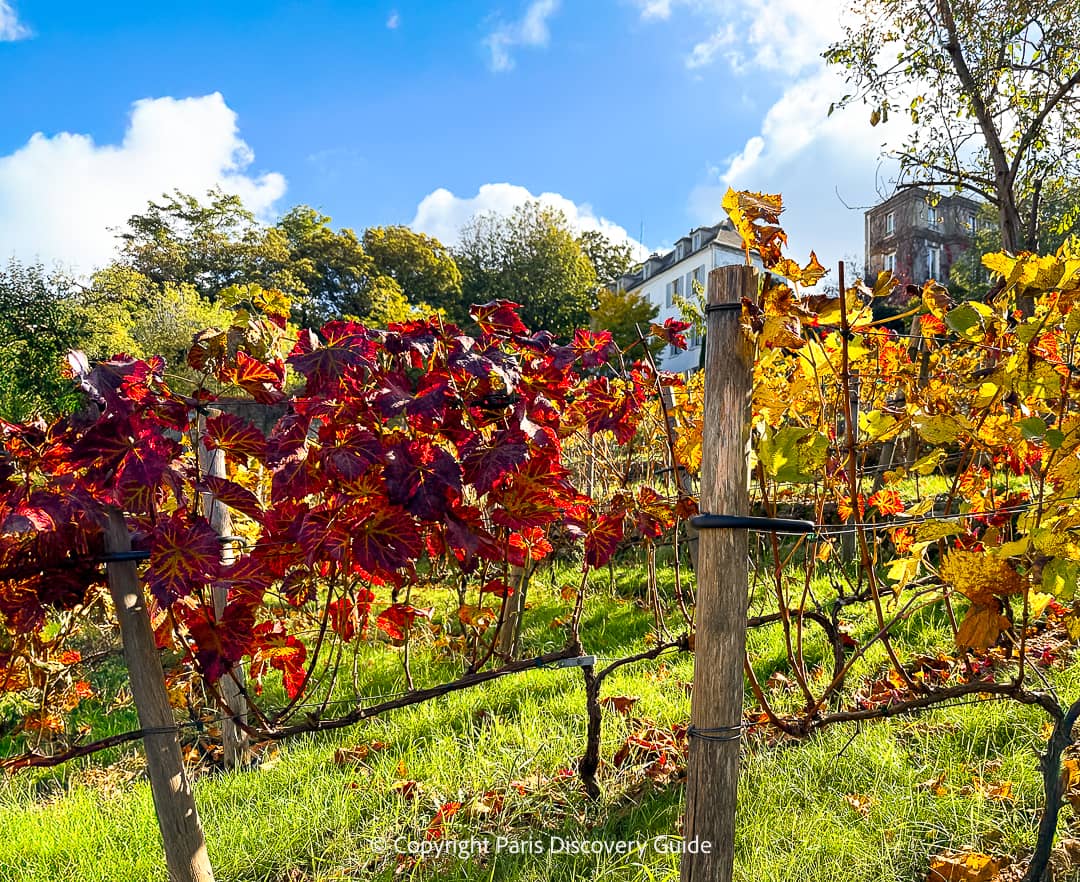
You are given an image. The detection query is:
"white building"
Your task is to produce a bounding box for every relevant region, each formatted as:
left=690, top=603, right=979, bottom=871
left=611, top=221, right=749, bottom=373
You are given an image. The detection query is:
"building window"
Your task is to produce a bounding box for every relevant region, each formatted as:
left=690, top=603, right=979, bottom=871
left=883, top=252, right=896, bottom=273
left=966, top=213, right=978, bottom=234
left=927, top=245, right=941, bottom=280
left=666, top=276, right=681, bottom=307
left=884, top=211, right=895, bottom=235
left=692, top=232, right=702, bottom=250
left=927, top=204, right=941, bottom=228
left=692, top=265, right=705, bottom=295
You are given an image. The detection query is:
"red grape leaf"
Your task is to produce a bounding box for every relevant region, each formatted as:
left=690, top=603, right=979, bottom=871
left=376, top=603, right=432, bottom=641
left=147, top=513, right=221, bottom=605
left=204, top=413, right=268, bottom=464
left=202, top=475, right=264, bottom=522
left=586, top=512, right=625, bottom=568
left=470, top=300, right=527, bottom=337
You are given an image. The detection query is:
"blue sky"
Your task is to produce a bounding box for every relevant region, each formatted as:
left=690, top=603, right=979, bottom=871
left=0, top=0, right=892, bottom=275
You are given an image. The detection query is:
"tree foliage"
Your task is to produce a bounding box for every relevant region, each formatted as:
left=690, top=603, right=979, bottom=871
left=116, top=191, right=449, bottom=328
left=362, top=225, right=463, bottom=321
left=456, top=202, right=598, bottom=339
left=826, top=0, right=1080, bottom=254
left=589, top=286, right=663, bottom=360
left=577, top=229, right=635, bottom=287
left=0, top=261, right=85, bottom=420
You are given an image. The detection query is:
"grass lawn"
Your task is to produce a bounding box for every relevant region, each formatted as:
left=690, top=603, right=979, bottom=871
left=0, top=554, right=1074, bottom=882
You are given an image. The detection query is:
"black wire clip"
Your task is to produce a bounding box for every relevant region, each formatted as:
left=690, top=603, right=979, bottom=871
left=687, top=723, right=743, bottom=743
left=534, top=655, right=596, bottom=670
left=690, top=514, right=816, bottom=535
left=703, top=303, right=744, bottom=314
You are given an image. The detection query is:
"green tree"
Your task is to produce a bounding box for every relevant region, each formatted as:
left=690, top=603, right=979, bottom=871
left=363, top=226, right=463, bottom=320
left=577, top=229, right=635, bottom=287
left=455, top=202, right=597, bottom=338
left=275, top=206, right=376, bottom=323
left=81, top=265, right=234, bottom=372
left=118, top=190, right=292, bottom=299
left=589, top=286, right=663, bottom=361
left=826, top=0, right=1080, bottom=255
left=117, top=192, right=427, bottom=328
left=0, top=261, right=86, bottom=419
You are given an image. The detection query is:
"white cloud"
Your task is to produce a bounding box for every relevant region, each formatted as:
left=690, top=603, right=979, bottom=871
left=637, top=0, right=672, bottom=19
left=691, top=66, right=901, bottom=270
left=411, top=182, right=649, bottom=259
left=0, top=1, right=30, bottom=41
left=0, top=93, right=287, bottom=273
left=686, top=25, right=734, bottom=70
left=633, top=0, right=906, bottom=271
left=386, top=10, right=400, bottom=29
left=635, top=0, right=846, bottom=76
left=484, top=0, right=560, bottom=73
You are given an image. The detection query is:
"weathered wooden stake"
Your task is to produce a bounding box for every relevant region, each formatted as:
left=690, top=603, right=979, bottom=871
left=198, top=412, right=250, bottom=769
left=103, top=508, right=216, bottom=882
left=680, top=265, right=757, bottom=882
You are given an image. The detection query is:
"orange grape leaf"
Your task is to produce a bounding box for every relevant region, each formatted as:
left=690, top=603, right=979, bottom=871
left=955, top=604, right=1010, bottom=652
left=869, top=489, right=905, bottom=516
left=973, top=778, right=1014, bottom=801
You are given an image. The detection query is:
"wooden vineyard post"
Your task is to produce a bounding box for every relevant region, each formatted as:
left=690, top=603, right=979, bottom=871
left=103, top=507, right=216, bottom=882
left=680, top=265, right=757, bottom=882
left=198, top=411, right=251, bottom=769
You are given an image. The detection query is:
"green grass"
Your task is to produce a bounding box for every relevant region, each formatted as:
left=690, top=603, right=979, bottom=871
left=0, top=557, right=1072, bottom=882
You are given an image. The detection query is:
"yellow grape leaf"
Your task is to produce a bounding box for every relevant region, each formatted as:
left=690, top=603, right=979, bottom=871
left=926, top=851, right=1003, bottom=882
left=883, top=468, right=906, bottom=485
left=845, top=333, right=870, bottom=361
left=760, top=315, right=805, bottom=349
left=905, top=497, right=935, bottom=518
left=914, top=521, right=963, bottom=542
left=722, top=187, right=786, bottom=266
left=973, top=382, right=999, bottom=408
left=972, top=778, right=1014, bottom=801
left=872, top=269, right=899, bottom=298
left=1064, top=758, right=1080, bottom=790
left=886, top=555, right=921, bottom=592
left=1029, top=590, right=1053, bottom=620
left=253, top=286, right=292, bottom=319
left=955, top=604, right=1010, bottom=652
left=457, top=605, right=498, bottom=630
left=1032, top=524, right=1080, bottom=561
left=917, top=772, right=949, bottom=797
left=860, top=410, right=901, bottom=442
left=982, top=251, right=1016, bottom=279
left=922, top=282, right=953, bottom=319
left=993, top=537, right=1030, bottom=558
left=757, top=426, right=829, bottom=483
left=912, top=413, right=969, bottom=445
left=1068, top=614, right=1080, bottom=642
left=941, top=550, right=1024, bottom=603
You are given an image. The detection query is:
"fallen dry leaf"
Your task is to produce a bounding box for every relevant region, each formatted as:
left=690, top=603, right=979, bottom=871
left=927, top=851, right=1003, bottom=882
left=844, top=793, right=874, bottom=817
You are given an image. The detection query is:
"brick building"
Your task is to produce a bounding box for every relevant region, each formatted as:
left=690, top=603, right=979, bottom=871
left=864, top=188, right=981, bottom=290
